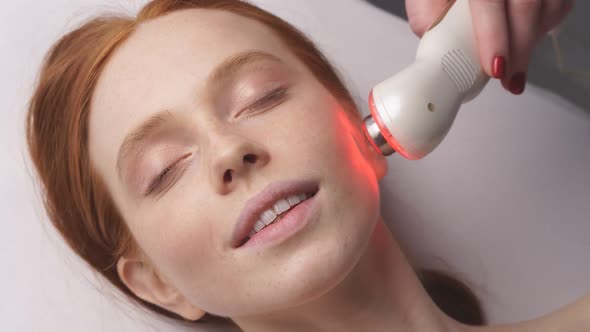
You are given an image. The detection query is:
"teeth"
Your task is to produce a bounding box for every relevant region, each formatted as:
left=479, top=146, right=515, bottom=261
left=260, top=209, right=277, bottom=225
left=253, top=220, right=266, bottom=232
left=287, top=194, right=301, bottom=206
left=273, top=199, right=291, bottom=215
left=247, top=191, right=315, bottom=239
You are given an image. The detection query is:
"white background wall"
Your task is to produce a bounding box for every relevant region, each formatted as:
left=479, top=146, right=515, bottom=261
left=2, top=1, right=589, bottom=331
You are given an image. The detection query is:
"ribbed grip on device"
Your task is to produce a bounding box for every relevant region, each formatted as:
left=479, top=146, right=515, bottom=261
left=441, top=49, right=476, bottom=93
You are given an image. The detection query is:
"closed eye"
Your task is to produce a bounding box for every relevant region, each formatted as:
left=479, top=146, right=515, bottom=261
left=239, top=86, right=289, bottom=118
left=145, top=152, right=192, bottom=197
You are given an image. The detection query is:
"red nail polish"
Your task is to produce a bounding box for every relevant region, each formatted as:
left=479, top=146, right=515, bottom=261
left=492, top=56, right=506, bottom=79
left=509, top=72, right=527, bottom=95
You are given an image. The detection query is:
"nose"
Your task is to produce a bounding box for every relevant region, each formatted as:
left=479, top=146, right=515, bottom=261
left=209, top=132, right=269, bottom=194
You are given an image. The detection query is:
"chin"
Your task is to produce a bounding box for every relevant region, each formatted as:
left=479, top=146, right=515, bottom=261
left=272, top=211, right=378, bottom=307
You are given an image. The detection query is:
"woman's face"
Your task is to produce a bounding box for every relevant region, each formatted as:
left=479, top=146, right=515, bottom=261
left=89, top=9, right=387, bottom=317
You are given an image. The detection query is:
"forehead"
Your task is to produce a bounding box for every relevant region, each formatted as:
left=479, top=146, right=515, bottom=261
left=88, top=8, right=297, bottom=187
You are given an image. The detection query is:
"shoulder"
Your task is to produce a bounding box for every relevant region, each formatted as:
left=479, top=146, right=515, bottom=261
left=465, top=294, right=590, bottom=332
left=511, top=294, right=590, bottom=332
left=541, top=294, right=590, bottom=332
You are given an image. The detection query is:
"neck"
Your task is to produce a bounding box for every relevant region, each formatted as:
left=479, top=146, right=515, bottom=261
left=234, top=217, right=470, bottom=332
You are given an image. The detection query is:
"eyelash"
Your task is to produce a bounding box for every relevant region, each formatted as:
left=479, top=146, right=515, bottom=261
left=145, top=154, right=190, bottom=196
left=145, top=87, right=288, bottom=196
left=239, top=86, right=288, bottom=119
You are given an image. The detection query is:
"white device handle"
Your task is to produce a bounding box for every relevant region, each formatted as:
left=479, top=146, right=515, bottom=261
left=365, top=0, right=489, bottom=160
left=418, top=0, right=489, bottom=102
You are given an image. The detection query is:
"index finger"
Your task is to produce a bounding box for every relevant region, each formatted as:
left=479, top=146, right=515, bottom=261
left=405, top=0, right=449, bottom=37
left=469, top=0, right=510, bottom=79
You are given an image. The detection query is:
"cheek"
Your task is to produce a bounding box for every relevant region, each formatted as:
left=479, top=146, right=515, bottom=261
left=313, top=96, right=382, bottom=229
left=138, top=205, right=219, bottom=283
left=314, top=97, right=379, bottom=193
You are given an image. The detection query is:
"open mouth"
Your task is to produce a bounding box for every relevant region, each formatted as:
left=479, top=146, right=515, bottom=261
left=238, top=188, right=319, bottom=247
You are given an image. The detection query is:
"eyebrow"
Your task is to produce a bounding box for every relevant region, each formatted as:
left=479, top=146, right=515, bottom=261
left=116, top=50, right=284, bottom=179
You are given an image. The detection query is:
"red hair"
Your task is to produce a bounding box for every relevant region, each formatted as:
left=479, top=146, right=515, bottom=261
left=26, top=0, right=484, bottom=326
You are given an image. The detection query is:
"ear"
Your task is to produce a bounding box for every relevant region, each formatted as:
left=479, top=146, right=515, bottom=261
left=116, top=255, right=206, bottom=321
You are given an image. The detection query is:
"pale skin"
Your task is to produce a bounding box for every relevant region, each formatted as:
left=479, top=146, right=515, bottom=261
left=87, top=8, right=589, bottom=332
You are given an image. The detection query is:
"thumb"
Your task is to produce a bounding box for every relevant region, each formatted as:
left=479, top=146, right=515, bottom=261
left=405, top=0, right=450, bottom=37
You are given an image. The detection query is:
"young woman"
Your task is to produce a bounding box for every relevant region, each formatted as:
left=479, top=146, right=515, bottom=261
left=26, top=0, right=586, bottom=331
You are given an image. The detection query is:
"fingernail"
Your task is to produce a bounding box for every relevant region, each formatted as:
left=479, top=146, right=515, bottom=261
left=509, top=72, right=527, bottom=95
left=492, top=56, right=506, bottom=79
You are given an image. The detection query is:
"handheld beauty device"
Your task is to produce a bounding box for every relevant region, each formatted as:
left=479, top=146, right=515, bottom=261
left=363, top=0, right=490, bottom=159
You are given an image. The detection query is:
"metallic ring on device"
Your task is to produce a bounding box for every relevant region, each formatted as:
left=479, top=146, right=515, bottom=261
left=363, top=115, right=396, bottom=156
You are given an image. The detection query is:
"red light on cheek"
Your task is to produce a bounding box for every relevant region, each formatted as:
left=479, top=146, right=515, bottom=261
left=334, top=111, right=373, bottom=172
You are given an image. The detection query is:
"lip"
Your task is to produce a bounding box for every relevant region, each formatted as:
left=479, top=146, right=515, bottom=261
left=231, top=179, right=319, bottom=248
left=241, top=192, right=318, bottom=249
